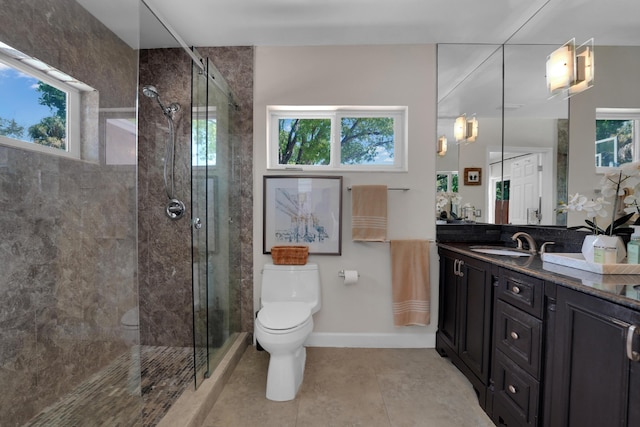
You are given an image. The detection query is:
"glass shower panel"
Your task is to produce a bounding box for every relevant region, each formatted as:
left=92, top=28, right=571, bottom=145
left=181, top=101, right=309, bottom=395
left=204, top=57, right=234, bottom=366
left=192, top=62, right=209, bottom=387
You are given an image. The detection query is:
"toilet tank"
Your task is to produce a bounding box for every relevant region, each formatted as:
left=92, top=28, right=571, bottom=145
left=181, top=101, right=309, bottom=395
left=261, top=263, right=321, bottom=313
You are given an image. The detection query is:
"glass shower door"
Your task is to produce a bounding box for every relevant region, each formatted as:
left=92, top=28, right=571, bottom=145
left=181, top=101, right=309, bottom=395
left=191, top=55, right=239, bottom=388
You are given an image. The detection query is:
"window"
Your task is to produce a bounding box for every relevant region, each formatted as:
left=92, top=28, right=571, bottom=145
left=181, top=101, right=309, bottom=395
left=0, top=41, right=93, bottom=159
left=436, top=171, right=458, bottom=193
left=595, top=108, right=640, bottom=172
left=192, top=106, right=217, bottom=167
left=267, top=106, right=407, bottom=171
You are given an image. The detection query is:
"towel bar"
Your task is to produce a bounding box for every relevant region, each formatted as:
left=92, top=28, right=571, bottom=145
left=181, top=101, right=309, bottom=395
left=347, top=187, right=409, bottom=191
left=355, top=239, right=436, bottom=243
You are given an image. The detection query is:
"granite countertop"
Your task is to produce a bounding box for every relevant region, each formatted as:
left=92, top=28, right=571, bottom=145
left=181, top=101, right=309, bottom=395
left=438, top=242, right=640, bottom=311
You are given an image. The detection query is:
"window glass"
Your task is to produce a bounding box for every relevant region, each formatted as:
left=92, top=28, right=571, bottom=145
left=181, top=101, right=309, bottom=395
left=278, top=118, right=331, bottom=165
left=192, top=115, right=217, bottom=166
left=0, top=61, right=68, bottom=150
left=0, top=41, right=93, bottom=159
left=268, top=106, right=407, bottom=171
left=436, top=171, right=458, bottom=193
left=340, top=117, right=394, bottom=165
left=595, top=119, right=634, bottom=168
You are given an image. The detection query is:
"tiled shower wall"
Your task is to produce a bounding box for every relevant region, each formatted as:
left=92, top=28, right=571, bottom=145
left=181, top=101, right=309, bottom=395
left=137, top=47, right=254, bottom=346
left=0, top=0, right=139, bottom=425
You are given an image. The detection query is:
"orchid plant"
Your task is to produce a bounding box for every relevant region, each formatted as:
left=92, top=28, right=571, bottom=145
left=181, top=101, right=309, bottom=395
left=436, top=192, right=462, bottom=219
left=558, top=161, right=640, bottom=236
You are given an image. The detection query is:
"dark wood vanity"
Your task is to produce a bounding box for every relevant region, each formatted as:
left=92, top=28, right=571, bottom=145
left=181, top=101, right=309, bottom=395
left=436, top=235, right=640, bottom=427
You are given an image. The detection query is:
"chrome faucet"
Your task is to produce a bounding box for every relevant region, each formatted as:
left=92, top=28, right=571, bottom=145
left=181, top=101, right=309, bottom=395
left=512, top=232, right=537, bottom=254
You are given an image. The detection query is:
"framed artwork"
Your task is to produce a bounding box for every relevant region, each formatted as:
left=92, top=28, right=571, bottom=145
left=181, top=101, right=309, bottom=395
left=464, top=167, right=482, bottom=185
left=263, top=175, right=343, bottom=255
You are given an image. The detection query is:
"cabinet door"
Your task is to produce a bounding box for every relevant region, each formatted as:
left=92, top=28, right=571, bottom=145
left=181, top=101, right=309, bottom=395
left=550, top=286, right=640, bottom=427
left=437, top=252, right=459, bottom=353
left=458, top=255, right=493, bottom=384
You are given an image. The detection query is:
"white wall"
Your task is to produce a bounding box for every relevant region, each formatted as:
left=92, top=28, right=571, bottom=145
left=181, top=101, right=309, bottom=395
left=569, top=46, right=640, bottom=227
left=253, top=44, right=437, bottom=347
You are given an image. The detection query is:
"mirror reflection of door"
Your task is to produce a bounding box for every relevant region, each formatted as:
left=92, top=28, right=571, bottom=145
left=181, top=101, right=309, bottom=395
left=508, top=153, right=540, bottom=225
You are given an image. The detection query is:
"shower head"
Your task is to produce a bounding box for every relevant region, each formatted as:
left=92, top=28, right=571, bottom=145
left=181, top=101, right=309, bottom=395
left=142, top=85, right=180, bottom=118
left=142, top=85, right=159, bottom=99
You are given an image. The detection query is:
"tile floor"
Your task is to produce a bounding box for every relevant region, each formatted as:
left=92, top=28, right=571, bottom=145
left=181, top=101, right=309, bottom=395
left=202, top=346, right=495, bottom=427
left=24, top=346, right=195, bottom=427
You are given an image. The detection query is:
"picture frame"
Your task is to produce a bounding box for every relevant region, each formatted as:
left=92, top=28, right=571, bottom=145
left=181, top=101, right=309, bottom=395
left=263, top=175, right=343, bottom=255
left=464, top=167, right=482, bottom=185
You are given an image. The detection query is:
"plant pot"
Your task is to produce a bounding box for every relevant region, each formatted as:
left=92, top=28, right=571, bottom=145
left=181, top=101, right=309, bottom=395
left=582, top=234, right=626, bottom=263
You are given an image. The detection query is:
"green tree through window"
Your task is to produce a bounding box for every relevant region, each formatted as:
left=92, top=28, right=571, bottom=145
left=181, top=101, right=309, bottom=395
left=28, top=82, right=67, bottom=149
left=278, top=116, right=395, bottom=165
left=278, top=118, right=331, bottom=165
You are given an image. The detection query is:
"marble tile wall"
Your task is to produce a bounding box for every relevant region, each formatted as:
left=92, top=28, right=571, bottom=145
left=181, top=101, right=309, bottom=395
left=0, top=0, right=139, bottom=425
left=137, top=47, right=254, bottom=346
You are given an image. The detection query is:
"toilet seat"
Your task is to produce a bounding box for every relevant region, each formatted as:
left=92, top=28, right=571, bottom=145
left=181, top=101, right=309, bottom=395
left=257, top=302, right=311, bottom=332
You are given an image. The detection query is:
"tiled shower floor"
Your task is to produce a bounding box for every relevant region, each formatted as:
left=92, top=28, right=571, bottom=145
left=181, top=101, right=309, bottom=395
left=25, top=346, right=197, bottom=427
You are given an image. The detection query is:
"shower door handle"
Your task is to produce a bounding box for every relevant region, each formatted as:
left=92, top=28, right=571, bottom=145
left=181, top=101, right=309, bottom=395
left=193, top=217, right=203, bottom=230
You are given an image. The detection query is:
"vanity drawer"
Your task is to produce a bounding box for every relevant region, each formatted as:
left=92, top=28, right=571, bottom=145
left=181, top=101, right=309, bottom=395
left=492, top=349, right=540, bottom=427
left=494, top=299, right=543, bottom=379
left=497, top=269, right=544, bottom=318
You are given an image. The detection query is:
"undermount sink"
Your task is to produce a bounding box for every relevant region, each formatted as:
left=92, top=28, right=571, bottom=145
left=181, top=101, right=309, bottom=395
left=469, top=246, right=532, bottom=257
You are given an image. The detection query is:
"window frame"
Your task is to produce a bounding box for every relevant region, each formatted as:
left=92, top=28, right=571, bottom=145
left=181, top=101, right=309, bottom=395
left=267, top=105, right=408, bottom=172
left=595, top=108, right=640, bottom=174
left=0, top=49, right=81, bottom=159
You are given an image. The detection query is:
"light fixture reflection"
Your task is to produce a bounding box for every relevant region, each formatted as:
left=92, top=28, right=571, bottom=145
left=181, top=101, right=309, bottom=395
left=453, top=114, right=478, bottom=143
left=437, top=135, right=447, bottom=156
left=454, top=115, right=467, bottom=142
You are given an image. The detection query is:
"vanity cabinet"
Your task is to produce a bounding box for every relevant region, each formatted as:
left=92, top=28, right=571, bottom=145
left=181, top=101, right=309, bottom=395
left=436, top=248, right=494, bottom=409
left=491, top=269, right=546, bottom=427
left=548, top=286, right=640, bottom=427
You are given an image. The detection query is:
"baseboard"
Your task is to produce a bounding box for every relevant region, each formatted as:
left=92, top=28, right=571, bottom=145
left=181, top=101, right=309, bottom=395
left=305, top=331, right=436, bottom=348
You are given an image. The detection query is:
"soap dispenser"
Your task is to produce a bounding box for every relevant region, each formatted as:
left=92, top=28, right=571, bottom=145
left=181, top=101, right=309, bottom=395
left=627, top=225, right=640, bottom=264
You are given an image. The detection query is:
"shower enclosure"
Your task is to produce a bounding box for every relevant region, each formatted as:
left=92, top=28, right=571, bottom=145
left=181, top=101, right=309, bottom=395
left=0, top=0, right=248, bottom=425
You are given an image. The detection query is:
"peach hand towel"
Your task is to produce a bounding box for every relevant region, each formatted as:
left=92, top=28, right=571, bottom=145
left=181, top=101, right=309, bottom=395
left=351, top=185, right=387, bottom=241
left=390, top=240, right=430, bottom=326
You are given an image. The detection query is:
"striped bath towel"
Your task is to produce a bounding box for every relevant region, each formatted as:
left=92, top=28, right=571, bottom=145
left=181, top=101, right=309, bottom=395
left=390, top=240, right=430, bottom=326
left=351, top=185, right=387, bottom=241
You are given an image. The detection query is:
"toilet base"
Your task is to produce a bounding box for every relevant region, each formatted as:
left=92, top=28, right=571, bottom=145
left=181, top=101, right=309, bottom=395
left=265, top=346, right=306, bottom=401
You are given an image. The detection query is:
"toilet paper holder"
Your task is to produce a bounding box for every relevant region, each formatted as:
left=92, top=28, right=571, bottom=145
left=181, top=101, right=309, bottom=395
left=338, top=270, right=360, bottom=278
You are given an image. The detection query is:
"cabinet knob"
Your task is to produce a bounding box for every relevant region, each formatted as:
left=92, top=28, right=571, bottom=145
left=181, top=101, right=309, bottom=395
left=508, top=385, right=517, bottom=394
left=511, top=285, right=521, bottom=294
left=510, top=331, right=519, bottom=340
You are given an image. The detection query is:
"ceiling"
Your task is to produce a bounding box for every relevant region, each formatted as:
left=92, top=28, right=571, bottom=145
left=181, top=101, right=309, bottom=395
left=77, top=0, right=640, bottom=49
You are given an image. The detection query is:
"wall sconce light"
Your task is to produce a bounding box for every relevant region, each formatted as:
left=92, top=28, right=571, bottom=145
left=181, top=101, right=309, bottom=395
left=437, top=135, right=447, bottom=156
left=546, top=38, right=594, bottom=98
left=453, top=114, right=479, bottom=143
left=569, top=38, right=594, bottom=96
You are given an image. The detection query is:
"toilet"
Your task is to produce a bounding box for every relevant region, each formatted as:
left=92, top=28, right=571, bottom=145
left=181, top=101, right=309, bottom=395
left=254, top=263, right=321, bottom=401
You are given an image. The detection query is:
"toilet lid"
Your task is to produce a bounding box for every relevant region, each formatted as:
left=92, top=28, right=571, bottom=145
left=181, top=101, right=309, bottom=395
left=258, top=302, right=311, bottom=330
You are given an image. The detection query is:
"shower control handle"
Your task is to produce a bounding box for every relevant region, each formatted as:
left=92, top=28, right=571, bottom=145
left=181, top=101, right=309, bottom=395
left=166, top=199, right=186, bottom=220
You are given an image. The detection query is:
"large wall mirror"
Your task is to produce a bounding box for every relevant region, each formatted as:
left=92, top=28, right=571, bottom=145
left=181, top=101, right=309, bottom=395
left=437, top=1, right=640, bottom=228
